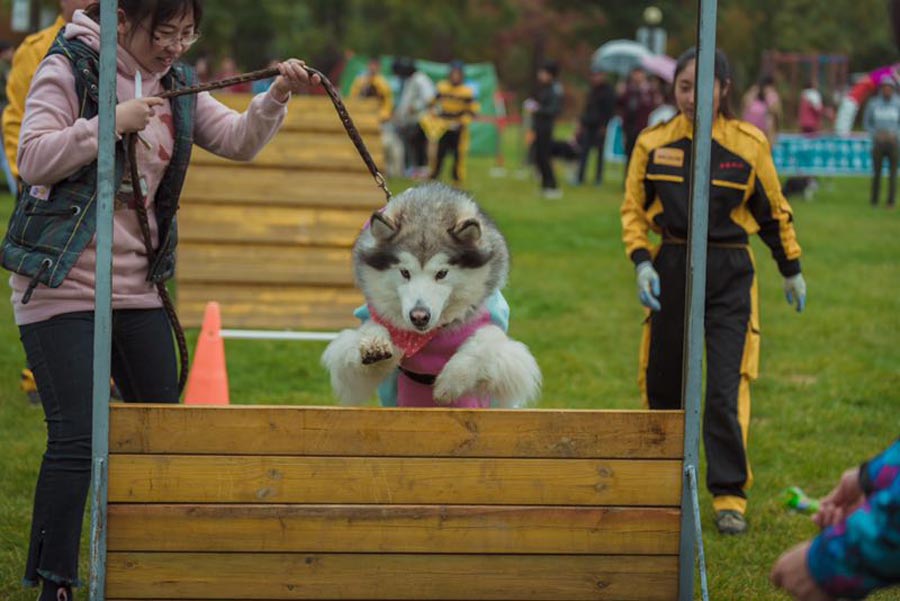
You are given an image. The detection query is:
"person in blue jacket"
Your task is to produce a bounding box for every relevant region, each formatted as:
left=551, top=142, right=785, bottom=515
left=771, top=437, right=900, bottom=599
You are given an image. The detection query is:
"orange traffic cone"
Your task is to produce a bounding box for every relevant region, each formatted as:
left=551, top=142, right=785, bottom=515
left=184, top=301, right=230, bottom=405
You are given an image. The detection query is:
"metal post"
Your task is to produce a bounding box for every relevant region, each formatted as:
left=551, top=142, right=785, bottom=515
left=679, top=0, right=718, bottom=599
left=89, top=0, right=118, bottom=598
left=687, top=465, right=710, bottom=600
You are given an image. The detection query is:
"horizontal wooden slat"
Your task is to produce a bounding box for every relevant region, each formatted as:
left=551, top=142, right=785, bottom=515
left=178, top=204, right=372, bottom=246
left=110, top=406, right=684, bottom=459
left=178, top=243, right=354, bottom=286
left=107, top=504, right=680, bottom=555
left=181, top=166, right=388, bottom=208
left=176, top=283, right=363, bottom=329
left=191, top=132, right=383, bottom=171
left=178, top=203, right=372, bottom=245
left=108, top=455, right=682, bottom=506
left=106, top=552, right=677, bottom=600
left=212, top=93, right=382, bottom=134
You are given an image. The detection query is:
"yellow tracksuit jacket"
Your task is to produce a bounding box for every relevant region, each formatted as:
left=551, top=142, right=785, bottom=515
left=348, top=72, right=394, bottom=123
left=3, top=16, right=65, bottom=180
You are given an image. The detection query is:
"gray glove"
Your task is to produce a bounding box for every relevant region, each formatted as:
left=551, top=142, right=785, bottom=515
left=784, top=273, right=807, bottom=313
left=636, top=261, right=661, bottom=312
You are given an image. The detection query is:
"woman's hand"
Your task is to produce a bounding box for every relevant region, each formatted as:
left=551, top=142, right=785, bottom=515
left=115, top=97, right=164, bottom=135
left=813, top=467, right=865, bottom=529
left=270, top=59, right=321, bottom=102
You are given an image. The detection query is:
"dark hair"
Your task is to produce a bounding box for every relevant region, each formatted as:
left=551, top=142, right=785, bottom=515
left=673, top=46, right=734, bottom=118
left=86, top=0, right=203, bottom=34
left=392, top=56, right=415, bottom=78
left=755, top=73, right=775, bottom=102
left=540, top=60, right=559, bottom=78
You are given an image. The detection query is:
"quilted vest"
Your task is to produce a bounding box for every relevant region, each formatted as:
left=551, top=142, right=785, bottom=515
left=0, top=30, right=197, bottom=294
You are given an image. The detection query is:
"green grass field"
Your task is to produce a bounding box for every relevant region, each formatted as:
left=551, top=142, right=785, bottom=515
left=1, top=137, right=898, bottom=599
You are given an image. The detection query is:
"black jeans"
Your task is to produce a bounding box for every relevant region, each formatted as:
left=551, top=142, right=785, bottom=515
left=401, top=123, right=428, bottom=170
left=20, top=308, right=178, bottom=589
left=576, top=124, right=607, bottom=185
left=431, top=127, right=463, bottom=183
left=871, top=134, right=898, bottom=206
left=533, top=123, right=557, bottom=190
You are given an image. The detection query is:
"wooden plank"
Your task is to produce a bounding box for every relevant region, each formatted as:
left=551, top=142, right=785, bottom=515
left=178, top=204, right=371, bottom=246
left=211, top=93, right=382, bottom=134
left=177, top=243, right=354, bottom=286
left=109, top=406, right=685, bottom=459
left=181, top=166, right=384, bottom=207
left=175, top=283, right=363, bottom=330
left=107, top=455, right=682, bottom=506
left=106, top=504, right=680, bottom=555
left=191, top=132, right=382, bottom=171
left=106, top=552, right=678, bottom=600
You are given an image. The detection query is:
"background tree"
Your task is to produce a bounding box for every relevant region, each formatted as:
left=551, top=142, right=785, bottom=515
left=10, top=0, right=897, bottom=120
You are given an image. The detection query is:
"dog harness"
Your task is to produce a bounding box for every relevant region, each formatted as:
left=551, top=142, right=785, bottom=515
left=369, top=307, right=493, bottom=408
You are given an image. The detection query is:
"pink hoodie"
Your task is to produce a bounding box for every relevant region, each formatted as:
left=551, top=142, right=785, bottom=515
left=10, top=11, right=288, bottom=325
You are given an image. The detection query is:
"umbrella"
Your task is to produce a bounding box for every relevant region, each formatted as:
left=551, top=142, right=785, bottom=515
left=591, top=40, right=652, bottom=77
left=641, top=54, right=677, bottom=83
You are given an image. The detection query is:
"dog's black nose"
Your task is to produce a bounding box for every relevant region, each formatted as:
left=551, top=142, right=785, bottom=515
left=409, top=307, right=431, bottom=330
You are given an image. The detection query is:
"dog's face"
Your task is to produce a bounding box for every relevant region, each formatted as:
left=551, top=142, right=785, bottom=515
left=353, top=183, right=509, bottom=332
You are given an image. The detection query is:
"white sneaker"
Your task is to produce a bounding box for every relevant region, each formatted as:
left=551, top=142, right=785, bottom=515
left=542, top=188, right=563, bottom=200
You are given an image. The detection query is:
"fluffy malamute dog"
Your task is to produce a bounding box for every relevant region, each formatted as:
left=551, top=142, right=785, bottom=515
left=322, top=183, right=541, bottom=408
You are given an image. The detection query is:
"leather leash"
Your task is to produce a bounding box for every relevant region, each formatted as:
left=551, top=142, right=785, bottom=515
left=127, top=63, right=391, bottom=393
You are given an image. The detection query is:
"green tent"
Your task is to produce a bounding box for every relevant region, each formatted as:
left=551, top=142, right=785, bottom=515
left=340, top=56, right=501, bottom=157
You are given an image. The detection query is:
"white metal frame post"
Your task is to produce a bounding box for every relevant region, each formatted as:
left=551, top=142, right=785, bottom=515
left=89, top=0, right=118, bottom=598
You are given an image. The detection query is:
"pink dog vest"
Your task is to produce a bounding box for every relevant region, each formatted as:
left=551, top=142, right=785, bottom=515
left=370, top=308, right=493, bottom=408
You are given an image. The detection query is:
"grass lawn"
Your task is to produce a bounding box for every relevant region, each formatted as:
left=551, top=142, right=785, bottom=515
left=1, top=130, right=899, bottom=599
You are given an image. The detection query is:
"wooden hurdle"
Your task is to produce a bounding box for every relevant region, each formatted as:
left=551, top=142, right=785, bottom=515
left=175, top=94, right=385, bottom=331
left=104, top=404, right=684, bottom=600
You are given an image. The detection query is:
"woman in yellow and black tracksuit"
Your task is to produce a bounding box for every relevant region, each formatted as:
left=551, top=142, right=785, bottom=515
left=620, top=48, right=807, bottom=535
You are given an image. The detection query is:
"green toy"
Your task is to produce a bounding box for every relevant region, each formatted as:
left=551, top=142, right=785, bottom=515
left=782, top=486, right=821, bottom=515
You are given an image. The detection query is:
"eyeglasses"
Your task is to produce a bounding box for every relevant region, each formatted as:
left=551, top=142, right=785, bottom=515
left=151, top=31, right=201, bottom=50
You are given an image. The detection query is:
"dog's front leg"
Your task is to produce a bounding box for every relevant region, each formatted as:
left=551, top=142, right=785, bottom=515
left=433, top=325, right=542, bottom=408
left=321, top=321, right=400, bottom=405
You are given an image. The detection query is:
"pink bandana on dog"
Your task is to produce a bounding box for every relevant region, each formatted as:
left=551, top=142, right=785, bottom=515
left=368, top=307, right=441, bottom=358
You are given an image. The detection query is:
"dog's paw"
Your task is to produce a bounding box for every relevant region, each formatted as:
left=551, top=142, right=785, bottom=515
left=433, top=356, right=478, bottom=405
left=359, top=335, right=393, bottom=365
left=431, top=387, right=455, bottom=406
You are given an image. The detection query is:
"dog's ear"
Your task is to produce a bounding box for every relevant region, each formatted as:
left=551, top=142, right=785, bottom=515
left=369, top=212, right=397, bottom=241
left=449, top=218, right=482, bottom=244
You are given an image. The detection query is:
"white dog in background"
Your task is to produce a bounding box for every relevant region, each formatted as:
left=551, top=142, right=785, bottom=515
left=322, top=183, right=541, bottom=408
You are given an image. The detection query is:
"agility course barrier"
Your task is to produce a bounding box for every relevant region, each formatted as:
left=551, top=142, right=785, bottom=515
left=103, top=404, right=684, bottom=600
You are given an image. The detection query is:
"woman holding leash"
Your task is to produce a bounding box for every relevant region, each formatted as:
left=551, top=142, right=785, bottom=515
left=620, top=47, right=807, bottom=535
left=0, top=1, right=319, bottom=598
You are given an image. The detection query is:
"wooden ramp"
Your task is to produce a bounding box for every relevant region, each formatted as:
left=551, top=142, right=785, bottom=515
left=105, top=405, right=684, bottom=600
left=176, top=94, right=386, bottom=331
